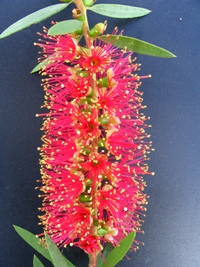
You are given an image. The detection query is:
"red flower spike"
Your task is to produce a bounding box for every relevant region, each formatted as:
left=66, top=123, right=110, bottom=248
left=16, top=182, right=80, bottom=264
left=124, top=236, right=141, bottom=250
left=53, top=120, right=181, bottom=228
left=36, top=29, right=152, bottom=255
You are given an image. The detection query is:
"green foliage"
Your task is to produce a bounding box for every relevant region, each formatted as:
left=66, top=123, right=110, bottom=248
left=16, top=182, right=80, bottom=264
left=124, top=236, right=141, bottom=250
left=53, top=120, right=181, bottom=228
left=89, top=4, right=151, bottom=19
left=13, top=225, right=52, bottom=262
left=14, top=225, right=75, bottom=267
left=48, top=20, right=83, bottom=36
left=0, top=4, right=71, bottom=39
left=99, top=35, right=176, bottom=58
left=31, top=56, right=54, bottom=74
left=45, top=234, right=70, bottom=267
left=14, top=225, right=135, bottom=267
left=96, top=243, right=113, bottom=267
left=33, top=255, right=45, bottom=267
left=100, top=231, right=136, bottom=267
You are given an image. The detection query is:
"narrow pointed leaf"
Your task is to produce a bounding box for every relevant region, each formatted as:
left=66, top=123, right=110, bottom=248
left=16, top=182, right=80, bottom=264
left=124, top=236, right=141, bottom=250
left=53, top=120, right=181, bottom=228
left=13, top=227, right=75, bottom=266
left=45, top=234, right=72, bottom=267
left=99, top=35, right=176, bottom=58
left=48, top=20, right=83, bottom=36
left=13, top=225, right=52, bottom=262
left=97, top=243, right=113, bottom=267
left=0, top=3, right=71, bottom=39
left=90, top=4, right=151, bottom=18
left=33, top=255, right=45, bottom=267
left=31, top=61, right=49, bottom=74
left=31, top=55, right=55, bottom=73
left=100, top=231, right=136, bottom=267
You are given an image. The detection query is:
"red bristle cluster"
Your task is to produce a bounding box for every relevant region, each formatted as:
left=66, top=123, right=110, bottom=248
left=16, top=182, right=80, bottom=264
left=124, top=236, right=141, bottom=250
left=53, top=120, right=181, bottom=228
left=35, top=29, right=153, bottom=254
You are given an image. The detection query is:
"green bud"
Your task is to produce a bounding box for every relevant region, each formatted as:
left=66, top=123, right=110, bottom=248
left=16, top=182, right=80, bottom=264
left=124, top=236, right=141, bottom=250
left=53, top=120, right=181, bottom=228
left=94, top=220, right=99, bottom=227
left=86, top=179, right=92, bottom=186
left=89, top=23, right=105, bottom=37
left=74, top=27, right=83, bottom=35
left=102, top=225, right=110, bottom=231
left=87, top=89, right=94, bottom=98
left=87, top=97, right=93, bottom=104
left=100, top=117, right=108, bottom=125
left=61, top=0, right=71, bottom=2
left=79, top=193, right=91, bottom=202
left=83, top=0, right=94, bottom=7
left=77, top=70, right=89, bottom=78
left=97, top=228, right=108, bottom=236
left=97, top=77, right=109, bottom=88
left=98, top=138, right=106, bottom=147
left=82, top=147, right=91, bottom=155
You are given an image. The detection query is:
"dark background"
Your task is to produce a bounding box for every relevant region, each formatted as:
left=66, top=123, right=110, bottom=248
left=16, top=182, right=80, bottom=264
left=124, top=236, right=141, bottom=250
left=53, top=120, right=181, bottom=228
left=1, top=0, right=200, bottom=266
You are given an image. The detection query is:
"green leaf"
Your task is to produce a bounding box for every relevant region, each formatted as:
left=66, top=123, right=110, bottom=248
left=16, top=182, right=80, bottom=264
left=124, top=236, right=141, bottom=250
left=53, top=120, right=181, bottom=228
left=99, top=35, right=176, bottom=58
left=100, top=231, right=136, bottom=267
left=0, top=3, right=71, bottom=39
left=33, top=255, right=45, bottom=267
left=96, top=243, right=113, bottom=267
left=31, top=61, right=48, bottom=74
left=45, top=234, right=71, bottom=267
left=89, top=4, right=151, bottom=18
left=13, top=225, right=75, bottom=267
left=31, top=55, right=55, bottom=73
left=48, top=20, right=83, bottom=35
left=13, top=225, right=52, bottom=262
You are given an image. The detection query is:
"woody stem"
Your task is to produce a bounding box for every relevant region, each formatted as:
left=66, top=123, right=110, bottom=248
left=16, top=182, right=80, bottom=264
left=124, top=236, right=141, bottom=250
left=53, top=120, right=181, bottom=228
left=88, top=253, right=96, bottom=267
left=74, top=0, right=92, bottom=48
left=73, top=1, right=99, bottom=267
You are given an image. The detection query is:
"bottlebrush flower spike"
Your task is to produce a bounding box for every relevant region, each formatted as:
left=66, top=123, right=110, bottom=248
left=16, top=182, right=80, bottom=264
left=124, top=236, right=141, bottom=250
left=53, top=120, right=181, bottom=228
left=36, top=27, right=153, bottom=260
